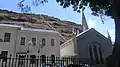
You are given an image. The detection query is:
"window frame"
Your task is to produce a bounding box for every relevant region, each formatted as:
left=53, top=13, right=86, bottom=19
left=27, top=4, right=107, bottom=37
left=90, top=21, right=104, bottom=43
left=20, top=36, right=26, bottom=45
left=89, top=42, right=104, bottom=64
left=42, top=38, right=46, bottom=46
left=32, top=37, right=37, bottom=46
left=4, top=32, right=11, bottom=42
left=51, top=38, right=55, bottom=46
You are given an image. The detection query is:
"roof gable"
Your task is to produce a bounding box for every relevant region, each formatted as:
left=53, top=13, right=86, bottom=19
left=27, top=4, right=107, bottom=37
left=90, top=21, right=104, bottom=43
left=76, top=28, right=110, bottom=42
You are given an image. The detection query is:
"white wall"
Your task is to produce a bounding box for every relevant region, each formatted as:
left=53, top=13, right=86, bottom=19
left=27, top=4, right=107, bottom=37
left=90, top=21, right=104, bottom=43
left=0, top=27, right=18, bottom=56
left=16, top=30, right=60, bottom=57
left=60, top=39, right=76, bottom=57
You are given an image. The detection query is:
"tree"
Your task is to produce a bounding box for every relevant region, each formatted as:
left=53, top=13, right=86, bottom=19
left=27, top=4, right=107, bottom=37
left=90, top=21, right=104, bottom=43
left=18, top=0, right=48, bottom=13
left=18, top=0, right=120, bottom=67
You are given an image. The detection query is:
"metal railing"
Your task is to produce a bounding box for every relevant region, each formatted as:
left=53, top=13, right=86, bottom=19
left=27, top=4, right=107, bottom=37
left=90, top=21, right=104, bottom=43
left=0, top=55, right=90, bottom=67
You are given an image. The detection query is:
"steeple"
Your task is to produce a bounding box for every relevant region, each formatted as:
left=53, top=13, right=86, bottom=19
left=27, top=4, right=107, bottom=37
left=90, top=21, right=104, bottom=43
left=82, top=9, right=89, bottom=31
left=107, top=30, right=112, bottom=43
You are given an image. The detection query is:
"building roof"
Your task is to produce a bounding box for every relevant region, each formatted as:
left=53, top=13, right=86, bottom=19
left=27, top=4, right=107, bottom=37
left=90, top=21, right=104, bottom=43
left=0, top=24, right=58, bottom=33
left=21, top=28, right=59, bottom=33
left=76, top=28, right=110, bottom=42
left=0, top=49, right=8, bottom=51
left=61, top=28, right=111, bottom=49
left=0, top=24, right=22, bottom=28
left=76, top=28, right=91, bottom=37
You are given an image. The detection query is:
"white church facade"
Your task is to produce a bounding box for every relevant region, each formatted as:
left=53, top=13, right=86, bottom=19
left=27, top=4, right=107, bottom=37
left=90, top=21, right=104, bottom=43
left=0, top=24, right=60, bottom=58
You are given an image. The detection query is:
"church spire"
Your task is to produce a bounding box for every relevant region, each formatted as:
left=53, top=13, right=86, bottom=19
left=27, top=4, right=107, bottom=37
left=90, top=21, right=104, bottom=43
left=107, top=30, right=112, bottom=43
left=82, top=9, right=89, bottom=31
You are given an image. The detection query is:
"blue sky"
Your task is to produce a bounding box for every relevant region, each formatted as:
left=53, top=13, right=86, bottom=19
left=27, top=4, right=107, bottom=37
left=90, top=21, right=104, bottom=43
left=0, top=0, right=115, bottom=42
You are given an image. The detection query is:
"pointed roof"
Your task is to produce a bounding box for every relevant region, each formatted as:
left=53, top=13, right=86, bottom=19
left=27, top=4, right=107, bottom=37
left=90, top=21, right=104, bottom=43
left=107, top=30, right=112, bottom=43
left=76, top=28, right=111, bottom=43
left=82, top=10, right=89, bottom=31
left=61, top=28, right=111, bottom=48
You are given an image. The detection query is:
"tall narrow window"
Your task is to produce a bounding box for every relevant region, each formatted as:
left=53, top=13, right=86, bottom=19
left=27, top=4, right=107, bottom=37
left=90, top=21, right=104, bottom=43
left=42, top=38, right=46, bottom=46
left=89, top=46, right=94, bottom=64
left=51, top=39, right=55, bottom=46
left=93, top=45, right=100, bottom=64
left=99, top=47, right=104, bottom=64
left=32, top=38, right=36, bottom=45
left=4, top=33, right=11, bottom=42
left=20, top=37, right=25, bottom=45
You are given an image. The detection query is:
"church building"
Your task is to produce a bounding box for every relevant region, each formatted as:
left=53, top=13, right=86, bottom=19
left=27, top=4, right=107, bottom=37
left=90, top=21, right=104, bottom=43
left=60, top=11, right=113, bottom=65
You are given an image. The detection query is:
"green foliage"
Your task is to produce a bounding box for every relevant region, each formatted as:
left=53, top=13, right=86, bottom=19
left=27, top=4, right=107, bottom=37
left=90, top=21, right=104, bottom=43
left=18, top=0, right=119, bottom=19
left=18, top=0, right=48, bottom=13
left=18, top=0, right=31, bottom=13
left=32, top=0, right=48, bottom=6
left=56, top=0, right=113, bottom=18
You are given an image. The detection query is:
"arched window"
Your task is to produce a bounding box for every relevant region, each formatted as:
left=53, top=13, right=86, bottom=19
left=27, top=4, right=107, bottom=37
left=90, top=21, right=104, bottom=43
left=89, top=42, right=104, bottom=64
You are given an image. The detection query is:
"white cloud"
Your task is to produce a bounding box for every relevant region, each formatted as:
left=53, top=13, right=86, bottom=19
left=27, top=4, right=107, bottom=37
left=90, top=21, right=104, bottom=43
left=88, top=19, right=96, bottom=28
left=87, top=19, right=115, bottom=43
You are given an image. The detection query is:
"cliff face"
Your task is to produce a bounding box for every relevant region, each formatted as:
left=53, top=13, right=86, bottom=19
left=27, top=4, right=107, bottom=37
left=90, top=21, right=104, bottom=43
left=0, top=9, right=82, bottom=43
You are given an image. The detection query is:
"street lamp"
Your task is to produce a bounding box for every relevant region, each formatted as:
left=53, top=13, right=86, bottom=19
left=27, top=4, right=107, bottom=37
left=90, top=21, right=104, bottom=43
left=27, top=40, right=33, bottom=53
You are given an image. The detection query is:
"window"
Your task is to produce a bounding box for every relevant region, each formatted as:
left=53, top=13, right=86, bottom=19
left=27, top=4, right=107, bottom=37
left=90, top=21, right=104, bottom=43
left=1, top=51, right=8, bottom=62
left=40, top=55, right=46, bottom=63
left=30, top=55, right=36, bottom=64
left=18, top=55, right=25, bottom=65
left=0, top=38, right=3, bottom=42
left=20, top=37, right=25, bottom=45
left=51, top=39, right=55, bottom=46
left=93, top=45, right=100, bottom=64
left=51, top=55, right=55, bottom=63
left=89, top=46, right=94, bottom=64
left=32, top=38, right=36, bottom=45
left=42, top=38, right=46, bottom=46
left=4, top=33, right=11, bottom=42
left=99, top=47, right=104, bottom=64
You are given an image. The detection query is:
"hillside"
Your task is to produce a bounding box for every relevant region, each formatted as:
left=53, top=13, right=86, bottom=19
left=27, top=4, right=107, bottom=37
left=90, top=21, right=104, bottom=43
left=0, top=9, right=82, bottom=44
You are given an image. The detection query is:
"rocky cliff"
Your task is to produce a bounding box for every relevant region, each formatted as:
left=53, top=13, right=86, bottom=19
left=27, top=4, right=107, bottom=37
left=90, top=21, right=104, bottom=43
left=0, top=9, right=82, bottom=44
